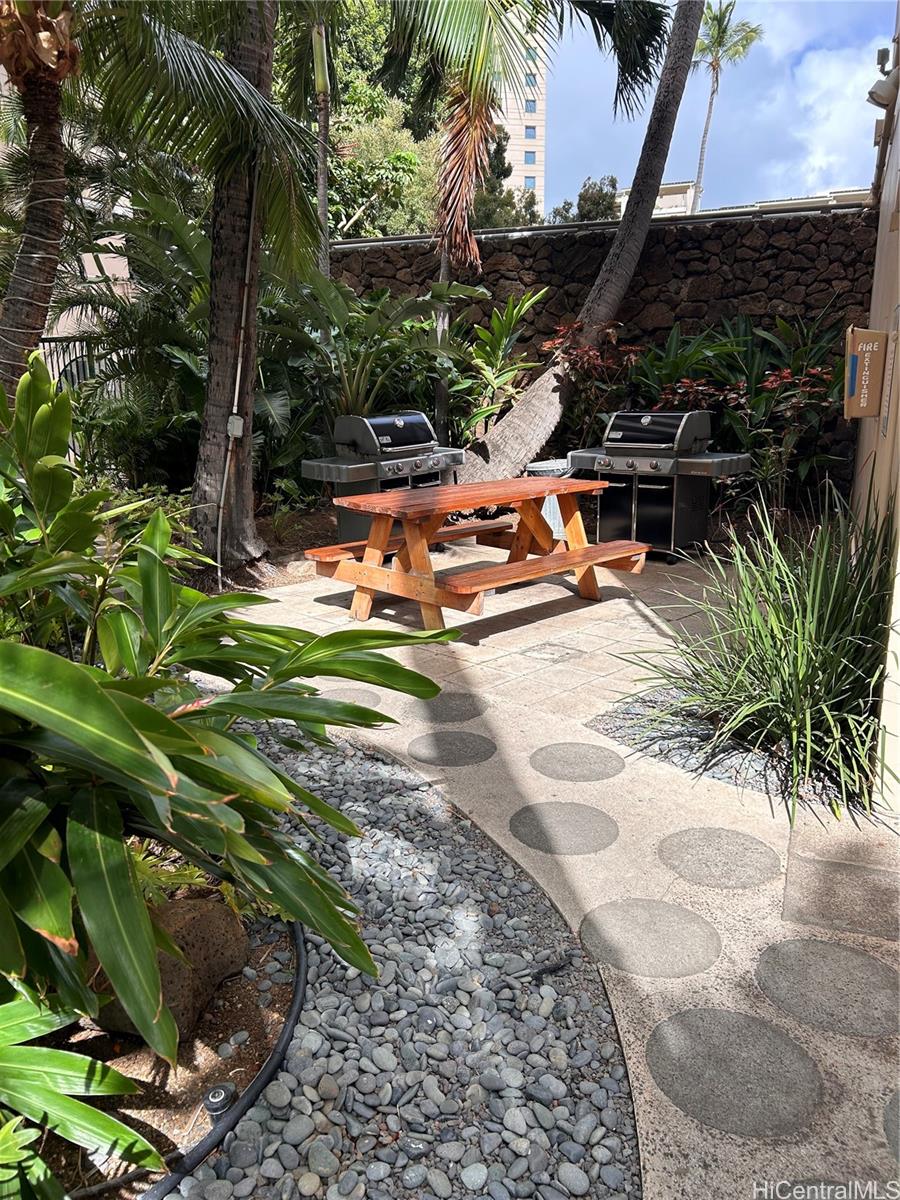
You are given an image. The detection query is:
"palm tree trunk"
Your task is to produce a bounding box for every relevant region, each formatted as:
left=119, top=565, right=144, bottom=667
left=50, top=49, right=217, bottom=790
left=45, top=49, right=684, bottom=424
left=0, top=72, right=65, bottom=398
left=434, top=245, right=450, bottom=444
left=691, top=72, right=718, bottom=214
left=191, top=0, right=274, bottom=567
left=459, top=0, right=705, bottom=484
left=313, top=20, right=330, bottom=276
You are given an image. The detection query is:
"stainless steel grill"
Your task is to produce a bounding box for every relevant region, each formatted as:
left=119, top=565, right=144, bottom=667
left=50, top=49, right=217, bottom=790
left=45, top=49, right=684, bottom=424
left=567, top=411, right=751, bottom=554
left=302, top=412, right=464, bottom=540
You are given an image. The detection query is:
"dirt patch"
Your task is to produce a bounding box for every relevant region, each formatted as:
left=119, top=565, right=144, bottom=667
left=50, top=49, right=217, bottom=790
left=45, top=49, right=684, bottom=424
left=45, top=923, right=296, bottom=1197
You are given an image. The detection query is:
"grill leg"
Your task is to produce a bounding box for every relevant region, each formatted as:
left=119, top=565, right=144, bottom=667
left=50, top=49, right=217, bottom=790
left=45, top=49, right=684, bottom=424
left=349, top=514, right=393, bottom=622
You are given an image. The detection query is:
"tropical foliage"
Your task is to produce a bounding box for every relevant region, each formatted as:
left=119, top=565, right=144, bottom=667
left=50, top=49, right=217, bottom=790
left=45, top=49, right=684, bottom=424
left=642, top=493, right=896, bottom=819
left=549, top=308, right=846, bottom=508
left=0, top=354, right=455, bottom=1191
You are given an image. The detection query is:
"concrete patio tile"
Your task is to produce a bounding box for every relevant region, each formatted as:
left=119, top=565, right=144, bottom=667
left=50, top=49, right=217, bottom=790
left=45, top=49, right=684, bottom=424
left=484, top=662, right=604, bottom=703
left=782, top=850, right=900, bottom=943
left=436, top=660, right=526, bottom=690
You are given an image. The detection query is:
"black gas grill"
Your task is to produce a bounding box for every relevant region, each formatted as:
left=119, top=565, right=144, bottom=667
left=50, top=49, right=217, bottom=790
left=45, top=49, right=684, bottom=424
left=302, top=412, right=464, bottom=540
left=568, top=411, right=751, bottom=554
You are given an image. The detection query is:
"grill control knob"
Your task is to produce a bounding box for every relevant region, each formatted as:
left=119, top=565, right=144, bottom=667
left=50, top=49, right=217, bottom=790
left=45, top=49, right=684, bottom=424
left=599, top=456, right=611, bottom=468
left=625, top=459, right=635, bottom=470
left=430, top=456, right=442, bottom=468
left=413, top=459, right=423, bottom=469
left=649, top=460, right=659, bottom=470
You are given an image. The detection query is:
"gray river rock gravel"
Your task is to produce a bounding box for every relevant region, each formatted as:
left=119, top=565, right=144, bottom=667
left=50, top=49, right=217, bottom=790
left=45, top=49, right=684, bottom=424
left=181, top=737, right=640, bottom=1200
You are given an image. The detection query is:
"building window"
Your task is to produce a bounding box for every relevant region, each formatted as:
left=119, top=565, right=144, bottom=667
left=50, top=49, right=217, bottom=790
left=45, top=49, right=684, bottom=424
left=524, top=176, right=536, bottom=190
left=525, top=125, right=536, bottom=139
left=525, top=72, right=537, bottom=87
left=525, top=98, right=536, bottom=113
left=524, top=150, right=536, bottom=165
left=525, top=46, right=537, bottom=61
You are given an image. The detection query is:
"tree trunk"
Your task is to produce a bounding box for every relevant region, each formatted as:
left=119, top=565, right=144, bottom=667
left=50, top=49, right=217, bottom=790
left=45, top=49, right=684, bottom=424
left=434, top=245, right=450, bottom=445
left=459, top=0, right=705, bottom=484
left=0, top=71, right=65, bottom=398
left=191, top=0, right=274, bottom=567
left=314, top=20, right=330, bottom=276
left=691, top=71, right=718, bottom=214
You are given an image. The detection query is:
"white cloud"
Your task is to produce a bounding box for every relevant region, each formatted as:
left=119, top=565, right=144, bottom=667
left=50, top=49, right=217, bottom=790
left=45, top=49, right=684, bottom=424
left=762, top=34, right=884, bottom=194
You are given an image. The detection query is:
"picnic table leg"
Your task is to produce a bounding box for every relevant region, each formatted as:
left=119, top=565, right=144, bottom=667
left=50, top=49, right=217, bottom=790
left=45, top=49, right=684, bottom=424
left=402, top=519, right=445, bottom=631
left=556, top=493, right=601, bottom=601
left=512, top=498, right=559, bottom=557
left=349, top=513, right=393, bottom=621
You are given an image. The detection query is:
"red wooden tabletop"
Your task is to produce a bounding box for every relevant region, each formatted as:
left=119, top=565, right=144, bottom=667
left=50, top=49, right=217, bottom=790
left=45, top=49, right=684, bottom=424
left=333, top=477, right=608, bottom=520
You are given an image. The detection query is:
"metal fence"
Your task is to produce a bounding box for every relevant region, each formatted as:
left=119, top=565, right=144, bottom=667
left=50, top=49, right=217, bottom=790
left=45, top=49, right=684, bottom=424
left=39, top=336, right=99, bottom=389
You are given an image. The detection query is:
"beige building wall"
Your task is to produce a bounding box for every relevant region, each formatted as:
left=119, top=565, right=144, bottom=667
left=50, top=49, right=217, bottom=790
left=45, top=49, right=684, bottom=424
left=497, top=40, right=546, bottom=214
left=852, top=5, right=900, bottom=812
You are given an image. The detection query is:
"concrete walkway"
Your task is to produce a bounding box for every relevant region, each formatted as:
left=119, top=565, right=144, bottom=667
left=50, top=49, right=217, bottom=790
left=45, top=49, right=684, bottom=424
left=256, top=539, right=900, bottom=1199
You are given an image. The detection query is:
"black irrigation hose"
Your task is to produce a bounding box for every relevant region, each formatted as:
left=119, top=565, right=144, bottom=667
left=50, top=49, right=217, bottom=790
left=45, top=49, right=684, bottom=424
left=71, top=923, right=309, bottom=1200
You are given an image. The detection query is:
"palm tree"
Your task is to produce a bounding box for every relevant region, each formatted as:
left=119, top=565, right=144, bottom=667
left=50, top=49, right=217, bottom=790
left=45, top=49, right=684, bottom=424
left=279, top=1, right=346, bottom=277
left=0, top=1, right=318, bottom=397
left=0, top=1, right=79, bottom=396
left=691, top=0, right=762, bottom=213
left=193, top=0, right=277, bottom=568
left=382, top=0, right=670, bottom=271
left=459, top=0, right=705, bottom=483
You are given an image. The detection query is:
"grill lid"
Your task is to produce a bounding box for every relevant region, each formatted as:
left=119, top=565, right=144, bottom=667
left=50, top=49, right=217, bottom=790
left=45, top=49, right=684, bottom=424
left=333, top=412, right=437, bottom=457
left=603, top=411, right=711, bottom=455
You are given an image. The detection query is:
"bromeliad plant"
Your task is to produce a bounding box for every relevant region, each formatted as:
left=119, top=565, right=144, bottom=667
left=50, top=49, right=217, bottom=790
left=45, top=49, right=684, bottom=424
left=642, top=491, right=896, bottom=819
left=0, top=354, right=456, bottom=1191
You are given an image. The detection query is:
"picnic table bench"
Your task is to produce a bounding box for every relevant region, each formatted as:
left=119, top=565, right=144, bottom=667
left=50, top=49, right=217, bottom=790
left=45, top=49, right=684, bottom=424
left=305, top=477, right=649, bottom=631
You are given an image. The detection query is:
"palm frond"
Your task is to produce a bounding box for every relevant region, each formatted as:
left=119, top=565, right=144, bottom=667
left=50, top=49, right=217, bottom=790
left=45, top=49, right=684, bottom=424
left=75, top=2, right=319, bottom=277
left=436, top=82, right=496, bottom=269
left=563, top=1, right=670, bottom=117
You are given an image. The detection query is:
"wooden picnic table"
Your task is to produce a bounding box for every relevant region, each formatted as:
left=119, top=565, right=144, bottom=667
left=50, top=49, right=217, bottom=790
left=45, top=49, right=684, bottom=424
left=305, top=477, right=649, bottom=631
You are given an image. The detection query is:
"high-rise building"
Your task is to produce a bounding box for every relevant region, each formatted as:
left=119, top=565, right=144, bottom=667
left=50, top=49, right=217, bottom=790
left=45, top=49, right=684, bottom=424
left=497, top=41, right=546, bottom=215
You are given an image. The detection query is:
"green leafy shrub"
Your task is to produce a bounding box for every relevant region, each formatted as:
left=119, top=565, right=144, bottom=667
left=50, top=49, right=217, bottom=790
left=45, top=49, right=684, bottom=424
left=448, top=289, right=547, bottom=446
left=550, top=309, right=845, bottom=510
left=642, top=494, right=896, bottom=819
left=0, top=354, right=456, bottom=1190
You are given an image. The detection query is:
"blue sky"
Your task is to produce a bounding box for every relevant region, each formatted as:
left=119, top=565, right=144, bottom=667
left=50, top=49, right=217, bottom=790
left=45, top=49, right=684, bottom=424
left=545, top=0, right=897, bottom=212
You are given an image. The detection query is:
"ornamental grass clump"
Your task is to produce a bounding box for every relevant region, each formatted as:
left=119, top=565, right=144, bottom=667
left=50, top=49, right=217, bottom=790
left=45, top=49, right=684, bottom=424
left=645, top=493, right=896, bottom=820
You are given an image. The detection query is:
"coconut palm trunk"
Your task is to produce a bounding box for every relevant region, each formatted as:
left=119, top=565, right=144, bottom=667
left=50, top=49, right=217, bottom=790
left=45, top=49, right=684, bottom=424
left=459, top=0, right=704, bottom=484
left=0, top=70, right=66, bottom=397
left=313, top=17, right=330, bottom=275
left=191, top=0, right=274, bottom=566
left=691, top=69, right=718, bottom=213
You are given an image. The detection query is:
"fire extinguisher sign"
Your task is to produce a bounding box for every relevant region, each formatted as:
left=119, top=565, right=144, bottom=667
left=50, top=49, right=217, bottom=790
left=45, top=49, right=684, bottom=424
left=844, top=325, right=888, bottom=419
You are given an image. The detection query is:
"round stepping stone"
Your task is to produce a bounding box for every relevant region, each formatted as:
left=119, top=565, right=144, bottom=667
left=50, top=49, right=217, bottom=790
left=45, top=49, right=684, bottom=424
left=884, top=1090, right=899, bottom=1162
left=529, top=742, right=625, bottom=782
left=580, top=899, right=721, bottom=978
left=407, top=731, right=497, bottom=766
left=657, top=827, right=781, bottom=889
left=407, top=691, right=490, bottom=724
left=756, top=938, right=899, bottom=1037
left=509, top=802, right=619, bottom=856
left=646, top=1008, right=823, bottom=1136
left=322, top=687, right=382, bottom=709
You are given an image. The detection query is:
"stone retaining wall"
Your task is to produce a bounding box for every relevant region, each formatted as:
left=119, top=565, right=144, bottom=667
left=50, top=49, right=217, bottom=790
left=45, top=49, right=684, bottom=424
left=332, top=207, right=877, bottom=354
